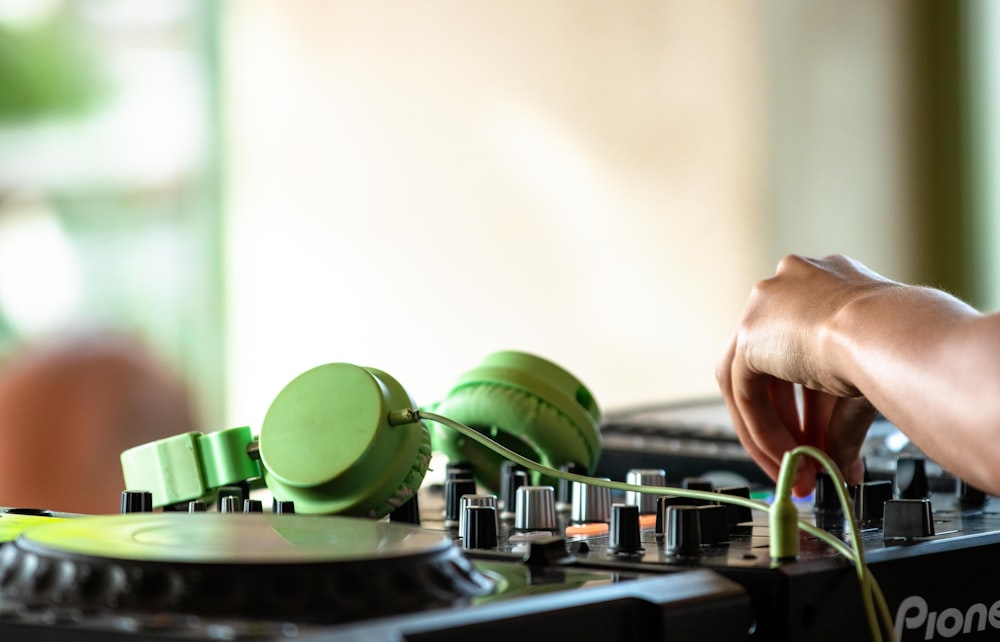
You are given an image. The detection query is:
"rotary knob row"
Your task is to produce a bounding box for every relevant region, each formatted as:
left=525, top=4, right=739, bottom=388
left=815, top=475, right=928, bottom=536
left=120, top=490, right=295, bottom=515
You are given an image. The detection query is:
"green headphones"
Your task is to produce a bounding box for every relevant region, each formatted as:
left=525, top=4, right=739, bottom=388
left=120, top=351, right=601, bottom=518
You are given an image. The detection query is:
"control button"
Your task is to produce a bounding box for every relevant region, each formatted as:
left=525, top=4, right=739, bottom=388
left=390, top=494, right=421, bottom=525
left=883, top=499, right=935, bottom=539
left=523, top=536, right=574, bottom=565
left=444, top=478, right=477, bottom=528
left=697, top=504, right=729, bottom=546
left=957, top=479, right=987, bottom=511
left=243, top=499, right=263, bottom=513
left=681, top=477, right=714, bottom=506
left=814, top=472, right=845, bottom=514
left=654, top=495, right=688, bottom=539
left=665, top=505, right=702, bottom=556
left=500, top=468, right=528, bottom=520
left=216, top=486, right=244, bottom=512
left=852, top=480, right=893, bottom=525
left=458, top=494, right=498, bottom=538
left=219, top=495, right=240, bottom=513
left=609, top=503, right=643, bottom=555
left=714, top=485, right=753, bottom=526
left=188, top=500, right=208, bottom=512
left=120, top=490, right=153, bottom=514
left=570, top=479, right=611, bottom=524
left=446, top=460, right=474, bottom=480
left=625, top=469, right=666, bottom=514
left=461, top=505, right=499, bottom=550
left=515, top=486, right=557, bottom=531
left=272, top=499, right=295, bottom=514
left=557, top=462, right=587, bottom=512
left=896, top=456, right=930, bottom=500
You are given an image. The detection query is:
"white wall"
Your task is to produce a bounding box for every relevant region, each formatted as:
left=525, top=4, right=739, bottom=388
left=220, top=2, right=914, bottom=430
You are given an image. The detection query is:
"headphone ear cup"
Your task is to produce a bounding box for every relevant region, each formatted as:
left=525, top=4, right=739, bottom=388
left=259, top=363, right=431, bottom=518
left=429, top=352, right=601, bottom=492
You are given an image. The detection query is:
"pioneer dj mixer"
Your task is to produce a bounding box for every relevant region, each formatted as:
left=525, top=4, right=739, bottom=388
left=0, top=353, right=995, bottom=641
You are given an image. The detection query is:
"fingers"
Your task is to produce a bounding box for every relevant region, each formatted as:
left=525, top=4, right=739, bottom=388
left=720, top=336, right=875, bottom=496
left=794, top=390, right=836, bottom=496
left=718, top=333, right=801, bottom=484
left=824, top=396, right=878, bottom=485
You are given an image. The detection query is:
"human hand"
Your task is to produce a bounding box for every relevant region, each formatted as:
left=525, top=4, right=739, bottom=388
left=716, top=255, right=891, bottom=496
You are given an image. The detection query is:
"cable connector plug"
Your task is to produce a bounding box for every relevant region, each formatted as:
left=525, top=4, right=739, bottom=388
left=770, top=450, right=802, bottom=561
left=388, top=408, right=422, bottom=426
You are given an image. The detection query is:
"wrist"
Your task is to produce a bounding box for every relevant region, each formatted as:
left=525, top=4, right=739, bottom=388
left=819, top=281, right=904, bottom=396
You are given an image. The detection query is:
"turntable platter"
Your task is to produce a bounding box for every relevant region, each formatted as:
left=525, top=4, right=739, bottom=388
left=0, top=513, right=494, bottom=623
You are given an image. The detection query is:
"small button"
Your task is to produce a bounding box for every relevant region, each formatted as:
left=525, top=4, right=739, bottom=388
left=883, top=499, right=935, bottom=539
left=852, top=480, right=893, bottom=525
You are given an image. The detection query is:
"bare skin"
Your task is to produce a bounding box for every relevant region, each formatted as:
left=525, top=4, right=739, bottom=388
left=717, top=254, right=1000, bottom=497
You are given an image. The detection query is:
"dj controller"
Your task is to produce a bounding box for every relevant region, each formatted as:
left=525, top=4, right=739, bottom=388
left=0, top=353, right=997, bottom=641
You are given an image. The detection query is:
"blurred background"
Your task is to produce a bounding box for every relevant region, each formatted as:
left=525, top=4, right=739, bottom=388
left=0, top=0, right=996, bottom=434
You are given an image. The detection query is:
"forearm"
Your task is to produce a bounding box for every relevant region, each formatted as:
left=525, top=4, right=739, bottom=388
left=828, top=285, right=1000, bottom=492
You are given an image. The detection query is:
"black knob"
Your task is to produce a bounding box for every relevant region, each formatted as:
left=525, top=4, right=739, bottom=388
left=852, top=480, right=893, bottom=525
left=609, top=503, right=642, bottom=554
left=666, top=505, right=702, bottom=556
left=683, top=478, right=714, bottom=506
left=683, top=477, right=713, bottom=491
left=390, top=494, right=421, bottom=525
left=120, top=490, right=153, bottom=514
left=957, top=479, right=987, bottom=510
left=714, top=485, right=753, bottom=526
left=696, top=505, right=729, bottom=546
left=272, top=499, right=295, bottom=514
left=446, top=460, right=474, bottom=480
left=219, top=495, right=240, bottom=513
left=896, top=456, right=930, bottom=499
left=557, top=462, right=587, bottom=511
left=216, top=486, right=244, bottom=512
left=458, top=494, right=498, bottom=536
left=500, top=465, right=528, bottom=519
left=444, top=478, right=477, bottom=527
left=883, top=499, right=935, bottom=539
left=188, top=500, right=208, bottom=512
left=814, top=472, right=845, bottom=513
left=461, top=505, right=499, bottom=549
left=243, top=499, right=263, bottom=513
left=654, top=495, right=687, bottom=538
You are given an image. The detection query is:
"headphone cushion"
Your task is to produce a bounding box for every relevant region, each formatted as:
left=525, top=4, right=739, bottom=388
left=368, top=421, right=432, bottom=519
left=431, top=382, right=599, bottom=491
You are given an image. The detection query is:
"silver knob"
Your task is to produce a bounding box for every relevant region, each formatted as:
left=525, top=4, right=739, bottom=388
left=514, top=486, right=557, bottom=531
left=571, top=479, right=611, bottom=523
left=626, top=469, right=667, bottom=514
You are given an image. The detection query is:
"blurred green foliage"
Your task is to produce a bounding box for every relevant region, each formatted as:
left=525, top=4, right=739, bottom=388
left=0, top=12, right=100, bottom=122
